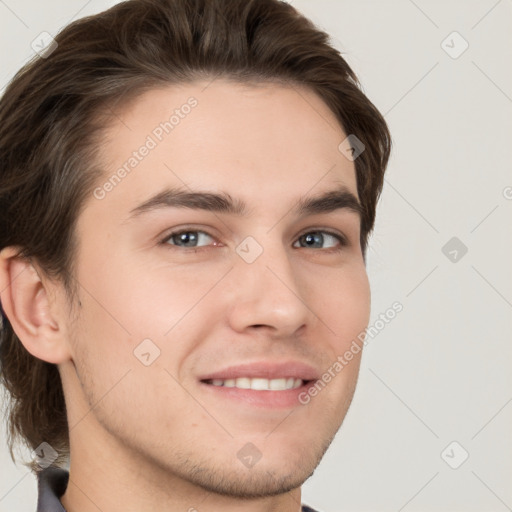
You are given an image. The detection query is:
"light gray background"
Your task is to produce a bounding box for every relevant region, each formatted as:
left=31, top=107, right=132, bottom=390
left=1, top=1, right=511, bottom=511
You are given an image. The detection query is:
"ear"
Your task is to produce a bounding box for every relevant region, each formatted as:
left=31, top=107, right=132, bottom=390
left=0, top=247, right=72, bottom=364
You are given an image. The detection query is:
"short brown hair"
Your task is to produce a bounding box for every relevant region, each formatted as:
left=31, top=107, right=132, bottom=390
left=0, top=0, right=391, bottom=471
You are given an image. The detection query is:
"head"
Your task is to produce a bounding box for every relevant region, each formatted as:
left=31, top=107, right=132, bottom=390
left=0, top=0, right=390, bottom=497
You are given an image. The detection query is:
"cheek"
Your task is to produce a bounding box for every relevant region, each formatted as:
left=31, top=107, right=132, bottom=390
left=76, top=246, right=218, bottom=338
left=312, top=262, right=371, bottom=350
left=341, top=267, right=371, bottom=342
left=71, top=256, right=230, bottom=393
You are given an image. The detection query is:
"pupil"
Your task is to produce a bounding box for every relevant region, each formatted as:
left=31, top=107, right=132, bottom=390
left=304, top=232, right=322, bottom=247
left=179, top=232, right=197, bottom=246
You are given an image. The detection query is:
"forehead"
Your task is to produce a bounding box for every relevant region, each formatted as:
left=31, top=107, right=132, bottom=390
left=92, top=79, right=358, bottom=218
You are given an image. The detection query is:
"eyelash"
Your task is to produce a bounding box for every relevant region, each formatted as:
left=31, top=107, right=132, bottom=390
left=159, top=227, right=349, bottom=253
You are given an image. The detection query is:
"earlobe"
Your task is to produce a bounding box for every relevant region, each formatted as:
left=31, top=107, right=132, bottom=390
left=0, top=246, right=72, bottom=364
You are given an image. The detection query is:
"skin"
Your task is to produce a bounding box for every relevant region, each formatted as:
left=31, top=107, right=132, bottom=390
left=0, top=79, right=370, bottom=512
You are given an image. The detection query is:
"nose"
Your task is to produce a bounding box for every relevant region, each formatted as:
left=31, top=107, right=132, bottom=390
left=226, top=239, right=317, bottom=338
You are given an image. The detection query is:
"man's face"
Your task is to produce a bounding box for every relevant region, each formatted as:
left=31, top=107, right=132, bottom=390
left=61, top=79, right=370, bottom=497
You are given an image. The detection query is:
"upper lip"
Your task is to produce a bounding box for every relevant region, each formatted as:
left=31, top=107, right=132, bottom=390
left=199, top=361, right=320, bottom=381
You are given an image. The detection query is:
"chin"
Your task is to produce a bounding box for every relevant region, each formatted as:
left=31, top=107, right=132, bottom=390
left=172, top=432, right=335, bottom=499
left=185, top=461, right=317, bottom=499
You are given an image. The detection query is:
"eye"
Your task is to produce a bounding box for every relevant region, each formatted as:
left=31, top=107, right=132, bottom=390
left=163, top=230, right=216, bottom=248
left=161, top=228, right=347, bottom=251
left=293, top=230, right=347, bottom=251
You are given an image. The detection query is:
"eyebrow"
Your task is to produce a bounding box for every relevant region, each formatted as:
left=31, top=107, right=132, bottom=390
left=127, top=185, right=363, bottom=220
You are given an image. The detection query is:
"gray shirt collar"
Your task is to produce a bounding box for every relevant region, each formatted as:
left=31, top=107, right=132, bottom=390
left=36, top=467, right=68, bottom=511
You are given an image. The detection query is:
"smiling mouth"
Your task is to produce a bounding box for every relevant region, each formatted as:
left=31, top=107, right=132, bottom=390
left=201, top=377, right=313, bottom=391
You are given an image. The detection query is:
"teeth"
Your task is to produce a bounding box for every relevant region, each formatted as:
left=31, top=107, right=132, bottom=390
left=209, top=377, right=303, bottom=390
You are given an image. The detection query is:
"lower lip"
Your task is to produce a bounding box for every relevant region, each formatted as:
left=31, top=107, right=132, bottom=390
left=198, top=380, right=316, bottom=408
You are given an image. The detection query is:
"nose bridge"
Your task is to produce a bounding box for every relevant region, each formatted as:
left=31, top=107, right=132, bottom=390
left=227, top=232, right=315, bottom=335
left=237, top=232, right=297, bottom=291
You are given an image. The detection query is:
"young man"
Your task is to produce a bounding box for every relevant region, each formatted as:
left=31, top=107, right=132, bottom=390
left=0, top=0, right=391, bottom=511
